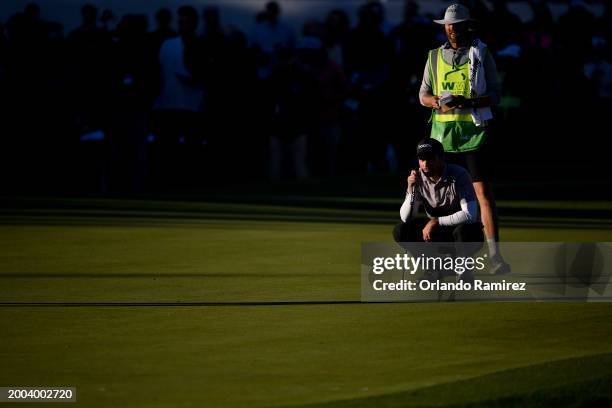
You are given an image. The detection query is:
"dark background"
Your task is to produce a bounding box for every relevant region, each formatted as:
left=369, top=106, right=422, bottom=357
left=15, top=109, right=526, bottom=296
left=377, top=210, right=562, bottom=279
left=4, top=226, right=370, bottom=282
left=0, top=0, right=610, bottom=200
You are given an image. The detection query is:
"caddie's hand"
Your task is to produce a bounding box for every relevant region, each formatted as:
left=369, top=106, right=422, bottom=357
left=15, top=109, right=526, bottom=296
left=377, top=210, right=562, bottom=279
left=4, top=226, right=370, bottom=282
left=407, top=170, right=418, bottom=191
left=422, top=218, right=439, bottom=242
left=431, top=96, right=441, bottom=110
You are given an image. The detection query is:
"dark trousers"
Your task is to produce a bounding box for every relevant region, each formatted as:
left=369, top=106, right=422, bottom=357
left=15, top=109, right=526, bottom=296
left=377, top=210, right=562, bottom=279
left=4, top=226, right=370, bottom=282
left=393, top=219, right=484, bottom=281
left=393, top=219, right=484, bottom=260
left=393, top=218, right=484, bottom=244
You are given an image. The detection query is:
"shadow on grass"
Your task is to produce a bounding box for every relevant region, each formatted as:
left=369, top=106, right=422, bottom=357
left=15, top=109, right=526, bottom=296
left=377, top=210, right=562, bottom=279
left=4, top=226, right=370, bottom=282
left=1, top=213, right=611, bottom=230
left=297, top=353, right=612, bottom=408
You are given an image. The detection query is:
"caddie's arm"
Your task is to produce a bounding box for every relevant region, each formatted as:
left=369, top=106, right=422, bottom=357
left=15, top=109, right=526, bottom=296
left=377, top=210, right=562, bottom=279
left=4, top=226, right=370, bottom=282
left=419, top=58, right=441, bottom=109
left=421, top=92, right=441, bottom=109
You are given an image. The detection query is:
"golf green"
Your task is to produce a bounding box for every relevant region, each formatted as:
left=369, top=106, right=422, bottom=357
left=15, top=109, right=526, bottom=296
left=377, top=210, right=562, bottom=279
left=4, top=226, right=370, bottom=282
left=1, top=198, right=611, bottom=407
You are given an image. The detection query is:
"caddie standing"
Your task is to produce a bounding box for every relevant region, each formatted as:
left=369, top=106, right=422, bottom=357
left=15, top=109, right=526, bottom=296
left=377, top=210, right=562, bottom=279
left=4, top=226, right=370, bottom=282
left=419, top=3, right=509, bottom=274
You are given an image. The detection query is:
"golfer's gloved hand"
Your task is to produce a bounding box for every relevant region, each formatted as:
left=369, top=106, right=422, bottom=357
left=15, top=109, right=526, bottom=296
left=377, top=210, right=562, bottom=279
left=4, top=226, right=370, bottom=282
left=407, top=170, right=418, bottom=192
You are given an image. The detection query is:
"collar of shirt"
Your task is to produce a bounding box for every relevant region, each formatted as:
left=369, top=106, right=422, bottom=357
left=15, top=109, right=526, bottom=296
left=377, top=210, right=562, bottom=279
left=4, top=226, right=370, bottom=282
left=442, top=41, right=469, bottom=51
left=441, top=42, right=470, bottom=67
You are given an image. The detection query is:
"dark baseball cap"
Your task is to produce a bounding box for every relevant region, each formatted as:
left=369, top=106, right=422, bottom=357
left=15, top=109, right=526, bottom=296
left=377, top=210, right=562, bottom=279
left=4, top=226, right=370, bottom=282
left=416, top=138, right=444, bottom=159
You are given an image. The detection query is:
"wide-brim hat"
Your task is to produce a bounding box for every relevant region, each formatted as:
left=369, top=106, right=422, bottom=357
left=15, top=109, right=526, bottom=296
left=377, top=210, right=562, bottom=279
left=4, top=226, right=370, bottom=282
left=434, top=3, right=473, bottom=25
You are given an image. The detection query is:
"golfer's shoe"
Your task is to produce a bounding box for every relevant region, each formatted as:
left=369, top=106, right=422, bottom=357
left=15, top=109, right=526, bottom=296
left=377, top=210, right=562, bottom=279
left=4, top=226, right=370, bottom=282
left=489, top=256, right=511, bottom=275
left=458, top=270, right=475, bottom=284
left=417, top=269, right=440, bottom=283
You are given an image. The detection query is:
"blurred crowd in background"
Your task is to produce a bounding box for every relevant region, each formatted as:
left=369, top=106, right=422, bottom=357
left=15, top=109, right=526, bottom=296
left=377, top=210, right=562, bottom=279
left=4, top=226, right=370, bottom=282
left=0, top=0, right=610, bottom=194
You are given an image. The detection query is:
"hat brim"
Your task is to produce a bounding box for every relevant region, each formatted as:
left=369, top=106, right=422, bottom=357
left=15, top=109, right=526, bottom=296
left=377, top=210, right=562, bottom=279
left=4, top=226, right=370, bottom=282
left=433, top=17, right=472, bottom=24
left=417, top=150, right=437, bottom=158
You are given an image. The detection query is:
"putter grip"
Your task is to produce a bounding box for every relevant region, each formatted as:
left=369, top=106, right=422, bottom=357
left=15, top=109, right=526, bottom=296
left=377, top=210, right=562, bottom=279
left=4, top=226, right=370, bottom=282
left=410, top=169, right=418, bottom=203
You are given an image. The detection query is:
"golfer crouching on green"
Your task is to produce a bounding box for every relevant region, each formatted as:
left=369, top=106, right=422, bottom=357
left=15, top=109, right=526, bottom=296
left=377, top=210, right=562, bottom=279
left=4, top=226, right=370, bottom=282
left=393, top=138, right=484, bottom=244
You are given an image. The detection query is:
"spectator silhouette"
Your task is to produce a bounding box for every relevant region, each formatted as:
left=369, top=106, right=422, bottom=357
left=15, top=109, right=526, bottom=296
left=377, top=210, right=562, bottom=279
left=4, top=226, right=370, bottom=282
left=150, top=8, right=176, bottom=54
left=458, top=0, right=494, bottom=44
left=3, top=4, right=69, bottom=190
left=388, top=0, right=435, bottom=171
left=322, top=9, right=350, bottom=69
left=67, top=4, right=113, bottom=136
left=152, top=5, right=205, bottom=190
left=583, top=4, right=611, bottom=162
left=100, top=9, right=115, bottom=33
left=249, top=1, right=295, bottom=81
left=524, top=0, right=554, bottom=52
left=310, top=36, right=347, bottom=177
left=344, top=1, right=391, bottom=173
left=249, top=1, right=295, bottom=55
left=557, top=2, right=596, bottom=120
left=521, top=0, right=554, bottom=118
left=489, top=0, right=522, bottom=52
left=558, top=1, right=596, bottom=64
left=248, top=2, right=297, bottom=181
left=221, top=25, right=260, bottom=180
left=268, top=38, right=325, bottom=180
left=367, top=0, right=393, bottom=36
left=107, top=14, right=159, bottom=193
left=198, top=6, right=229, bottom=179
left=200, top=6, right=226, bottom=94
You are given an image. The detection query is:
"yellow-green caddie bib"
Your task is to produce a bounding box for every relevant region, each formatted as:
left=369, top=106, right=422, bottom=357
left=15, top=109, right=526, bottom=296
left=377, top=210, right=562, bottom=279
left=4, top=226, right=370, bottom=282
left=428, top=48, right=487, bottom=153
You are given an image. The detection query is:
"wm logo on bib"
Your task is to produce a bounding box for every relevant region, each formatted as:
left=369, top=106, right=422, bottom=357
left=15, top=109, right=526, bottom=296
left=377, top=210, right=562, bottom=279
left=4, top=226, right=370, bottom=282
left=442, top=69, right=468, bottom=92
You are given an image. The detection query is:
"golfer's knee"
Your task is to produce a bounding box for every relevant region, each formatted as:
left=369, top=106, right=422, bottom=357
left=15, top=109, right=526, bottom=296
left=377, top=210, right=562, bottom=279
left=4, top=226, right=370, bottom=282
left=453, top=224, right=470, bottom=242
left=453, top=223, right=484, bottom=242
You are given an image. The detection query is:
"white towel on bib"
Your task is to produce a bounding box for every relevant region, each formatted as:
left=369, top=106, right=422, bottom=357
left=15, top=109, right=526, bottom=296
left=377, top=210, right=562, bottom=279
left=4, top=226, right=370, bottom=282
left=468, top=39, right=493, bottom=126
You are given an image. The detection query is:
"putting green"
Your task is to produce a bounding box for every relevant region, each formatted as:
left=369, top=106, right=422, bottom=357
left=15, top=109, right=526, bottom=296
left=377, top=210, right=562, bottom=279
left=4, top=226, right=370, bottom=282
left=1, top=198, right=611, bottom=407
